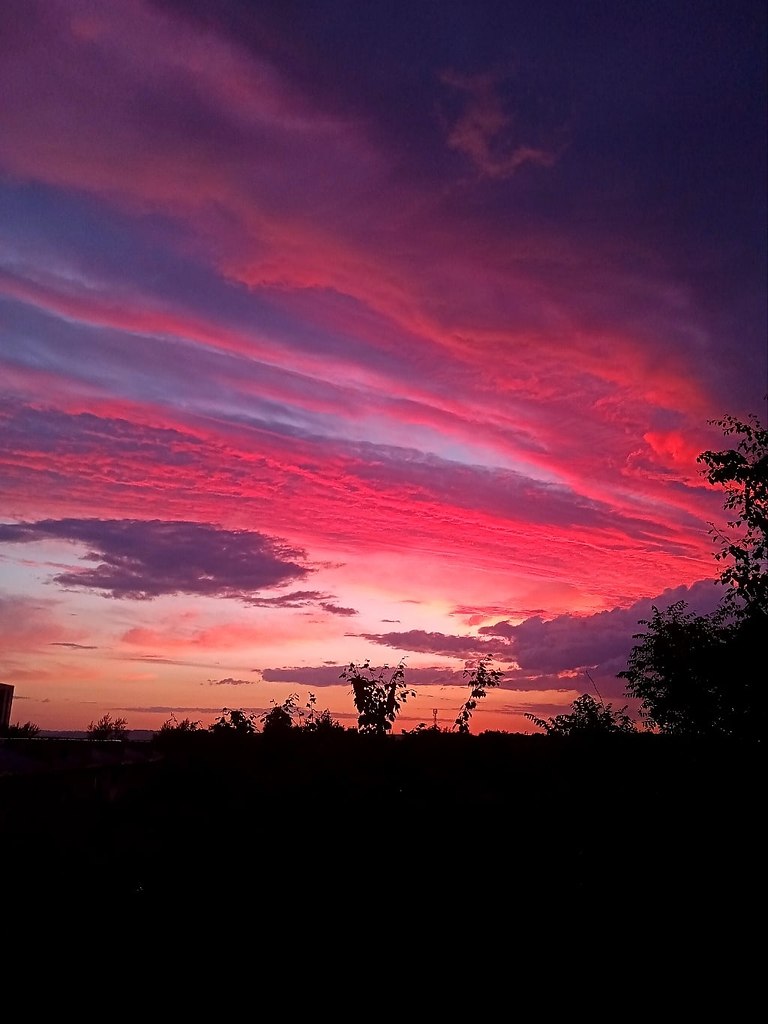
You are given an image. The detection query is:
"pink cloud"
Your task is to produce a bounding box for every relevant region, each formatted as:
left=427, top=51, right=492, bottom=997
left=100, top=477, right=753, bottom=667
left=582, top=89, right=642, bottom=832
left=0, top=403, right=723, bottom=610
left=118, top=610, right=327, bottom=653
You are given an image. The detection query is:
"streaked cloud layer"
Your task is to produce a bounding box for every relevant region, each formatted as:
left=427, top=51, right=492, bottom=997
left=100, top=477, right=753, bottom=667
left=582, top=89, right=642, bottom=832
left=0, top=0, right=765, bottom=732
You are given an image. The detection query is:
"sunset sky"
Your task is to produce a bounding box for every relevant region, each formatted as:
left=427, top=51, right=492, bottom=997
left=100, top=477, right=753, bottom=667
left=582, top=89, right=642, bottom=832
left=1, top=0, right=766, bottom=734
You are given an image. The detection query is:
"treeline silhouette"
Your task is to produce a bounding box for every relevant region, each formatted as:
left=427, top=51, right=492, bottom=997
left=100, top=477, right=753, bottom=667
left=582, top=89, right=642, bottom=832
left=1, top=725, right=760, bottom=920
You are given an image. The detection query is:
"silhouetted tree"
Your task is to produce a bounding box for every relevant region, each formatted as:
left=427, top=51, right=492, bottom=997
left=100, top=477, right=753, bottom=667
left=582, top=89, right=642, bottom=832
left=152, top=714, right=204, bottom=752
left=209, top=708, right=258, bottom=735
left=402, top=722, right=442, bottom=736
left=525, top=693, right=636, bottom=737
left=158, top=715, right=202, bottom=733
left=261, top=694, right=298, bottom=734
left=308, top=708, right=347, bottom=733
left=341, top=658, right=415, bottom=735
left=453, top=655, right=503, bottom=733
left=3, top=720, right=41, bottom=737
left=618, top=410, right=767, bottom=739
left=618, top=601, right=761, bottom=737
left=697, top=410, right=768, bottom=616
left=298, top=693, right=345, bottom=733
left=259, top=692, right=345, bottom=734
left=86, top=712, right=128, bottom=740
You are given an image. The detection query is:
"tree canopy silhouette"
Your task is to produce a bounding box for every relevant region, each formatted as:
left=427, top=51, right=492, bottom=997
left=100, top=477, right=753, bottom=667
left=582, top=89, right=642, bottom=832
left=2, top=720, right=41, bottom=737
left=697, top=411, right=768, bottom=617
left=86, top=712, right=128, bottom=740
left=526, top=693, right=636, bottom=737
left=209, top=708, right=258, bottom=736
left=619, top=409, right=767, bottom=739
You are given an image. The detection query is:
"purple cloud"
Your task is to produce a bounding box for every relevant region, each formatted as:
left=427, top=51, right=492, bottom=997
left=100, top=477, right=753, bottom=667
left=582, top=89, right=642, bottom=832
left=260, top=664, right=479, bottom=687
left=245, top=591, right=330, bottom=608
left=49, top=642, right=98, bottom=649
left=208, top=677, right=254, bottom=686
left=261, top=665, right=349, bottom=687
left=319, top=602, right=358, bottom=616
left=0, top=518, right=311, bottom=600
left=354, top=629, right=513, bottom=660
left=479, top=579, right=724, bottom=676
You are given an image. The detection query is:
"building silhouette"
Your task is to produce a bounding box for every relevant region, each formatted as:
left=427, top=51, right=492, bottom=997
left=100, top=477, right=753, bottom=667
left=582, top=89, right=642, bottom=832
left=0, top=683, right=14, bottom=731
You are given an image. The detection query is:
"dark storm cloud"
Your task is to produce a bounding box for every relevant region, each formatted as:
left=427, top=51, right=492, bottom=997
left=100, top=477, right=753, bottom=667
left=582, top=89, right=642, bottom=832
left=0, top=518, right=311, bottom=600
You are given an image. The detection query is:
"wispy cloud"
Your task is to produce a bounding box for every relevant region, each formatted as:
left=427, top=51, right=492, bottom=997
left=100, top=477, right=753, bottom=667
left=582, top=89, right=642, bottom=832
left=260, top=664, right=488, bottom=688
left=49, top=642, right=98, bottom=649
left=208, top=677, right=255, bottom=687
left=440, top=70, right=563, bottom=179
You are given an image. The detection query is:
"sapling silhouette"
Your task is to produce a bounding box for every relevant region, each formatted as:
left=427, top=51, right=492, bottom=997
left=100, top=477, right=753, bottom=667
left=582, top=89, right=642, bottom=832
left=299, top=693, right=345, bottom=733
left=260, top=692, right=345, bottom=733
left=341, top=659, right=415, bottom=735
left=453, top=655, right=503, bottom=733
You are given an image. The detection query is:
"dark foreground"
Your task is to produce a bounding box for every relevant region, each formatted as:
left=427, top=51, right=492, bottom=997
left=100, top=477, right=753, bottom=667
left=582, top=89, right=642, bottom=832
left=0, top=730, right=761, bottom=924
